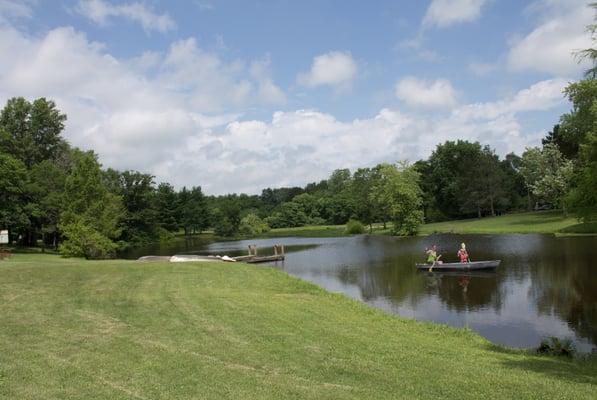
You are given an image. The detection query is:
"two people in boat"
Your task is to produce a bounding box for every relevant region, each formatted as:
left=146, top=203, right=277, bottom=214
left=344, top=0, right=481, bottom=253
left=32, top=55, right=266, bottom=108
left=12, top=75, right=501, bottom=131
left=425, top=243, right=470, bottom=264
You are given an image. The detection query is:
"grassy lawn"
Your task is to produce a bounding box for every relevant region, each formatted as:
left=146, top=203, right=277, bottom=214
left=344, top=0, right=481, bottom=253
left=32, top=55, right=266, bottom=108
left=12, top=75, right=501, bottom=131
left=1, top=254, right=596, bottom=399
left=264, top=225, right=347, bottom=238
left=418, top=211, right=582, bottom=235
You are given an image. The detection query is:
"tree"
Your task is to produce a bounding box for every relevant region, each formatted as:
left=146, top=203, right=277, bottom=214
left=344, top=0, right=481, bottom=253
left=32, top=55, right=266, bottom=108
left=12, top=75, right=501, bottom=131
left=59, top=151, right=124, bottom=259
left=557, top=80, right=597, bottom=159
left=520, top=144, right=574, bottom=211
left=458, top=148, right=507, bottom=217
left=266, top=201, right=308, bottom=228
left=115, top=171, right=159, bottom=244
left=0, top=153, right=29, bottom=242
left=28, top=160, right=67, bottom=249
left=239, top=213, right=270, bottom=235
left=154, top=183, right=179, bottom=231
left=575, top=2, right=597, bottom=78
left=350, top=168, right=377, bottom=232
left=0, top=97, right=67, bottom=168
left=425, top=140, right=500, bottom=218
left=371, top=163, right=423, bottom=235
left=567, top=131, right=597, bottom=221
left=209, top=194, right=239, bottom=236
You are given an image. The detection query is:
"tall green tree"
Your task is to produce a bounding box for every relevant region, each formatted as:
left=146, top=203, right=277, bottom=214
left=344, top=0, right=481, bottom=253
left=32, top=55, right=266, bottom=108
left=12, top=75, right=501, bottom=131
left=0, top=97, right=67, bottom=168
left=116, top=171, right=159, bottom=244
left=427, top=140, right=499, bottom=218
left=520, top=144, right=574, bottom=211
left=28, top=160, right=67, bottom=249
left=0, top=153, right=29, bottom=242
left=59, top=151, right=124, bottom=258
left=567, top=132, right=597, bottom=221
left=154, top=182, right=179, bottom=231
left=371, top=163, right=423, bottom=235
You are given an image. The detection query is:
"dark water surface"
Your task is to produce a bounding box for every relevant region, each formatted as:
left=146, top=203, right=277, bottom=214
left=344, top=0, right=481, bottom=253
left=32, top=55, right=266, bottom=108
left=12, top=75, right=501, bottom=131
left=122, top=234, right=597, bottom=352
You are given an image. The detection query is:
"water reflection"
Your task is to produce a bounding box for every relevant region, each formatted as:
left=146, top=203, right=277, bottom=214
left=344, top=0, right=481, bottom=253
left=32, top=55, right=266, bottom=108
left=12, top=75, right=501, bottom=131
left=121, top=234, right=597, bottom=352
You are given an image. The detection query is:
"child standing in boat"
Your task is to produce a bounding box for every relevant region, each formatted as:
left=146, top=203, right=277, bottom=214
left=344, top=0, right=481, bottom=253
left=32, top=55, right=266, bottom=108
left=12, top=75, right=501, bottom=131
left=457, top=243, right=469, bottom=263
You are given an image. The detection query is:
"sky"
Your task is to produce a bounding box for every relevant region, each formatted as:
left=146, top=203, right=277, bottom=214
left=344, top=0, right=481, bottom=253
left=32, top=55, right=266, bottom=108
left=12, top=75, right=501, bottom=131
left=0, top=0, right=592, bottom=194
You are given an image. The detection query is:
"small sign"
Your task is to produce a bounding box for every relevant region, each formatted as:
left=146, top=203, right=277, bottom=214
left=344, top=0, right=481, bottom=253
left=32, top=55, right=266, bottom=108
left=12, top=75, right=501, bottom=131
left=0, top=230, right=8, bottom=244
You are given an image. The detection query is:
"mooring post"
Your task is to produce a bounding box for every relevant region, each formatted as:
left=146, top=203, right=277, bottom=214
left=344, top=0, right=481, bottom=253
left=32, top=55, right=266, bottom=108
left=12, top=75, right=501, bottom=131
left=281, top=245, right=285, bottom=256
left=274, top=245, right=278, bottom=255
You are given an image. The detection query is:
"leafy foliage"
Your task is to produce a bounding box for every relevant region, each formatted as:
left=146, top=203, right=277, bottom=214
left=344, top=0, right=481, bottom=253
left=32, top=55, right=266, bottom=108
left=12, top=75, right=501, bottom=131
left=345, top=219, right=365, bottom=234
left=59, top=151, right=124, bottom=259
left=239, top=213, right=270, bottom=235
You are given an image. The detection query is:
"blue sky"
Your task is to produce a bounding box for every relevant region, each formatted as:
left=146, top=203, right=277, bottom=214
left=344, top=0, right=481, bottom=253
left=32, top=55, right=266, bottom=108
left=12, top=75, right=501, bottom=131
left=0, top=0, right=592, bottom=193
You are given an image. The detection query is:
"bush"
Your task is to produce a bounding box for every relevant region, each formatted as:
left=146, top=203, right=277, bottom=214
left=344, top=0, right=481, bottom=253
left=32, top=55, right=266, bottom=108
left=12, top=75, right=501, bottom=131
left=239, top=213, right=270, bottom=236
left=345, top=219, right=365, bottom=234
left=59, top=221, right=117, bottom=259
left=536, top=337, right=576, bottom=357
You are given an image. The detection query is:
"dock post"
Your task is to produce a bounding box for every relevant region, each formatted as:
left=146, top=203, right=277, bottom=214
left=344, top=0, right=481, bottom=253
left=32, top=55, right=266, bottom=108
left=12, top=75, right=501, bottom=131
left=274, top=245, right=278, bottom=255
left=281, top=245, right=285, bottom=256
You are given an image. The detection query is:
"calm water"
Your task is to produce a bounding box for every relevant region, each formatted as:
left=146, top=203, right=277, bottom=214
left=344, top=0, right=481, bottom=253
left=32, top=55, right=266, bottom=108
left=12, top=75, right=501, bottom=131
left=122, top=234, right=597, bottom=352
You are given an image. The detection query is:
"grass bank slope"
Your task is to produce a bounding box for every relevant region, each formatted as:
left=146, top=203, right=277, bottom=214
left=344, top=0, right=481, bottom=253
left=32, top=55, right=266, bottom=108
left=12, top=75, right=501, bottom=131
left=1, top=254, right=595, bottom=399
left=419, top=211, right=580, bottom=235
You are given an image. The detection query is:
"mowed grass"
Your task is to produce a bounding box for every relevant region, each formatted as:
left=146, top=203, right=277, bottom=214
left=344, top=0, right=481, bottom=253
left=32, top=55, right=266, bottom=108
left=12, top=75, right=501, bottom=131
left=1, top=255, right=596, bottom=399
left=265, top=225, right=347, bottom=238
left=419, top=211, right=581, bottom=235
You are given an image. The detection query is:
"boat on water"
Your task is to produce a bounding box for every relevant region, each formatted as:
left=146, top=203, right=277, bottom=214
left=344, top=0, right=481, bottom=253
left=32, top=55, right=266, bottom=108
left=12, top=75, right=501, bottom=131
left=415, top=260, right=501, bottom=271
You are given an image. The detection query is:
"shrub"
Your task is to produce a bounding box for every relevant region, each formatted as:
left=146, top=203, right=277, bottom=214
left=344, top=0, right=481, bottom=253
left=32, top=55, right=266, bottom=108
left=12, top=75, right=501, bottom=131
left=239, top=213, right=270, bottom=236
left=59, top=221, right=117, bottom=259
left=345, top=219, right=365, bottom=234
left=536, top=337, right=576, bottom=357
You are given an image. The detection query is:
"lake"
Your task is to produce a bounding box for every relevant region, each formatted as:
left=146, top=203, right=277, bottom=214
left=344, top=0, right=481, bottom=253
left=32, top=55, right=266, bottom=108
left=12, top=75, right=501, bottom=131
left=122, top=233, right=597, bottom=352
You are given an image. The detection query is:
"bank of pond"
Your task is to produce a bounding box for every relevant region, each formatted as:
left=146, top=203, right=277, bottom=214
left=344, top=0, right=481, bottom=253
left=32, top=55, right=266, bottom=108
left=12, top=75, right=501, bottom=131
left=1, top=250, right=596, bottom=399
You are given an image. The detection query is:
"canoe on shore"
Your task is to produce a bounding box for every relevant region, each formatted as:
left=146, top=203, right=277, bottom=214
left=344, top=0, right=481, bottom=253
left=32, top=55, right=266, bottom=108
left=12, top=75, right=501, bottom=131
left=415, top=260, right=501, bottom=271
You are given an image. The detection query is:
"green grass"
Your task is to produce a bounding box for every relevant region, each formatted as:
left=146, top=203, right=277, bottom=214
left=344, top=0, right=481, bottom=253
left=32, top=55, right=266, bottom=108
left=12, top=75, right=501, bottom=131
left=1, top=254, right=596, bottom=399
left=263, top=224, right=348, bottom=237
left=418, top=211, right=583, bottom=235
left=559, top=222, right=597, bottom=235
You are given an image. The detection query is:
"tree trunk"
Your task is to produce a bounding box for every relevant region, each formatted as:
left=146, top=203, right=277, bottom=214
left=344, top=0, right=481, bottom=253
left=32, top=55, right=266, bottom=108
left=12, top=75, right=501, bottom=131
left=477, top=205, right=481, bottom=219
left=490, top=196, right=495, bottom=217
left=369, top=223, right=372, bottom=234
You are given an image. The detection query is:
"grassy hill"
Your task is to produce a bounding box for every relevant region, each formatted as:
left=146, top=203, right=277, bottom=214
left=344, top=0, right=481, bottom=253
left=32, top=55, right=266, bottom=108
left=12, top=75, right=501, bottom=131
left=1, top=254, right=595, bottom=399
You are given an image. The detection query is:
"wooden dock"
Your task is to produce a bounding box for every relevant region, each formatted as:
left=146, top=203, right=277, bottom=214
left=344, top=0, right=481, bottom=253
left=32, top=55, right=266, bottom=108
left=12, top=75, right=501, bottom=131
left=233, top=244, right=285, bottom=263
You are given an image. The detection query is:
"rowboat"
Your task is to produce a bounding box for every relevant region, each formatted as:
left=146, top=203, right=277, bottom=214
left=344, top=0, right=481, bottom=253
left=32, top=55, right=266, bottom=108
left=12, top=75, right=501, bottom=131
left=415, top=260, right=500, bottom=271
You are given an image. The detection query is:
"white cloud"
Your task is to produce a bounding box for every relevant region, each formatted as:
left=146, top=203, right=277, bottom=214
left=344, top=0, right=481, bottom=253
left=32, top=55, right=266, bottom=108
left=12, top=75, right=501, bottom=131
left=0, top=22, right=569, bottom=195
left=508, top=0, right=592, bottom=76
left=0, top=0, right=33, bottom=21
left=423, top=0, right=488, bottom=28
left=76, top=0, right=176, bottom=33
left=250, top=55, right=287, bottom=105
left=297, top=51, right=357, bottom=89
left=395, top=77, right=458, bottom=109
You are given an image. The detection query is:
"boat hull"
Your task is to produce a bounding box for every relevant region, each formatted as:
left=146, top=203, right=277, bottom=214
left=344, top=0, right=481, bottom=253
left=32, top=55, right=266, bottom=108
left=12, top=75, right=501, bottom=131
left=415, top=260, right=500, bottom=271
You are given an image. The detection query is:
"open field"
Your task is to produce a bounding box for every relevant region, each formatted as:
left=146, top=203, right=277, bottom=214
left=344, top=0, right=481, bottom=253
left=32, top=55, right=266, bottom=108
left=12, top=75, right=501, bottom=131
left=1, top=254, right=596, bottom=399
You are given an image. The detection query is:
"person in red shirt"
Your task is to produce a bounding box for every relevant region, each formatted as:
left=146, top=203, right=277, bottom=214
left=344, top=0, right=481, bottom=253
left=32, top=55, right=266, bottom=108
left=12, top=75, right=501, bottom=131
left=457, top=243, right=469, bottom=263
